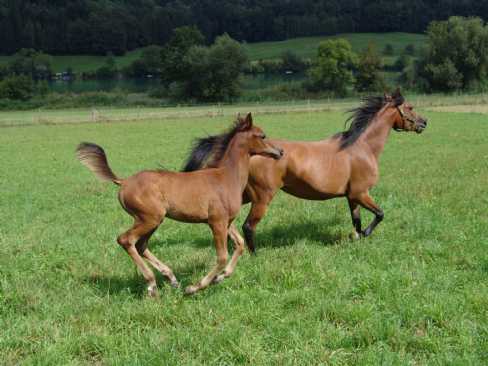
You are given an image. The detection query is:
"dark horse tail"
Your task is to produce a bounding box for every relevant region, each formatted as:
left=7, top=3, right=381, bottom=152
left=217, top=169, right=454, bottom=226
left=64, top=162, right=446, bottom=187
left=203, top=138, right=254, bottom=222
left=76, top=142, right=122, bottom=185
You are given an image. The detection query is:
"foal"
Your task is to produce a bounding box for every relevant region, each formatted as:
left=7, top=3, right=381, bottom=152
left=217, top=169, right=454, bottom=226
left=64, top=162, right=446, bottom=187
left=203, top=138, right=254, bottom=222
left=77, top=113, right=283, bottom=296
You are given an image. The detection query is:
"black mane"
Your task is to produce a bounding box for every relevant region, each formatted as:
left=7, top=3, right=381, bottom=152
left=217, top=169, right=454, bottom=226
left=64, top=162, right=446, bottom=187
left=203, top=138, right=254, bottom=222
left=338, top=95, right=387, bottom=149
left=182, top=121, right=242, bottom=172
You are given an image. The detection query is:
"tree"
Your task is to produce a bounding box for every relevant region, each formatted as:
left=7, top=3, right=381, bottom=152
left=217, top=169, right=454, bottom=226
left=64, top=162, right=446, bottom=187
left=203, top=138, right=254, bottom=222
left=418, top=16, right=488, bottom=91
left=96, top=54, right=118, bottom=79
left=355, top=42, right=385, bottom=92
left=162, top=26, right=205, bottom=84
left=394, top=54, right=412, bottom=71
left=307, top=39, right=357, bottom=96
left=8, top=49, right=52, bottom=80
left=124, top=45, right=164, bottom=77
left=141, top=46, right=164, bottom=75
left=179, top=34, right=248, bottom=101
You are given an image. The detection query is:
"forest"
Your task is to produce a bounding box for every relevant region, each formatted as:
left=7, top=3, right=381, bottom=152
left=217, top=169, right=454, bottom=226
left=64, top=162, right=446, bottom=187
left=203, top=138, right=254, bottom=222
left=1, top=0, right=488, bottom=55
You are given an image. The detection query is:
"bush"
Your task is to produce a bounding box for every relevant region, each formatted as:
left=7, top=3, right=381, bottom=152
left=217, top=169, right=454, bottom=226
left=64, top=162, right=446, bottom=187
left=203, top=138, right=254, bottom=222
left=0, top=75, right=35, bottom=100
left=383, top=44, right=394, bottom=56
left=404, top=44, right=416, bottom=56
left=280, top=51, right=309, bottom=73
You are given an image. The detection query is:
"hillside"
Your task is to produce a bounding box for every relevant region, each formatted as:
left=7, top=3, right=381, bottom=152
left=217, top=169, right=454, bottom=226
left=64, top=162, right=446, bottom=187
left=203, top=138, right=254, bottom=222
left=0, top=33, right=426, bottom=74
left=243, top=32, right=426, bottom=61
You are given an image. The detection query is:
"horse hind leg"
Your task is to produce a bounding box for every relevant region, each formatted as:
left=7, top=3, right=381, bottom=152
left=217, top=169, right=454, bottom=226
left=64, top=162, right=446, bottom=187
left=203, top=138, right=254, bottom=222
left=347, top=198, right=362, bottom=240
left=243, top=200, right=270, bottom=255
left=133, top=224, right=179, bottom=289
left=142, top=248, right=179, bottom=289
left=117, top=218, right=162, bottom=297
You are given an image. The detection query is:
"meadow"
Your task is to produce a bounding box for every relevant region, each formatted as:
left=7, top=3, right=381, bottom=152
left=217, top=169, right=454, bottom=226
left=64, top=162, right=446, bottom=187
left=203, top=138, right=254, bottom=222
left=1, top=99, right=487, bottom=365
left=0, top=33, right=426, bottom=73
left=242, top=32, right=426, bottom=62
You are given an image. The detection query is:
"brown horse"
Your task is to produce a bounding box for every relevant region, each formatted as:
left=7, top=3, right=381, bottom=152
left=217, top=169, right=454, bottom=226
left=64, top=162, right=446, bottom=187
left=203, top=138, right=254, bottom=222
left=76, top=113, right=283, bottom=296
left=184, top=90, right=427, bottom=253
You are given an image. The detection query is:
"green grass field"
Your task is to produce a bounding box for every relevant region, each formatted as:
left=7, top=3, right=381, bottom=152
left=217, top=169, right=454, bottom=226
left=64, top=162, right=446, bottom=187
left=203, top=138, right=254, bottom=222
left=243, top=32, right=426, bottom=61
left=1, top=100, right=487, bottom=364
left=0, top=49, right=144, bottom=74
left=0, top=33, right=425, bottom=73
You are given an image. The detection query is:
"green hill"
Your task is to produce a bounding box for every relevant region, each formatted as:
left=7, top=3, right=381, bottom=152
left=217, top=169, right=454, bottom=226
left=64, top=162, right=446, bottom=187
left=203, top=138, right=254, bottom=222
left=243, top=32, right=426, bottom=61
left=0, top=33, right=426, bottom=73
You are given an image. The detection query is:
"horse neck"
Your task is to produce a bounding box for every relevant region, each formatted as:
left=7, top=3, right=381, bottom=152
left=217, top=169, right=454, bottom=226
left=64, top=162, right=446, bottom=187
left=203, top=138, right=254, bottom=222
left=358, top=107, right=396, bottom=159
left=217, top=135, right=250, bottom=193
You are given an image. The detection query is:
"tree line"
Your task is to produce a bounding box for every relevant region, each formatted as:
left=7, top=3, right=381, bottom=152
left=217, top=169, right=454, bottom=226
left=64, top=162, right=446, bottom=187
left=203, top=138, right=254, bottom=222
left=2, top=17, right=488, bottom=103
left=1, top=0, right=488, bottom=55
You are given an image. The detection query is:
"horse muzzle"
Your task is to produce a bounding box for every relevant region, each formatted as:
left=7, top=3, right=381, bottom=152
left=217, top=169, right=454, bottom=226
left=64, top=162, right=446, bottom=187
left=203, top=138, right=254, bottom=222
left=415, top=119, right=428, bottom=134
left=267, top=147, right=284, bottom=160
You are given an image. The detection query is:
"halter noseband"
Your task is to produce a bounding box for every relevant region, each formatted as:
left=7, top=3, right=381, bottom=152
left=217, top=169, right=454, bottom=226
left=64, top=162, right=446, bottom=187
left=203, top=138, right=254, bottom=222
left=394, top=105, right=416, bottom=132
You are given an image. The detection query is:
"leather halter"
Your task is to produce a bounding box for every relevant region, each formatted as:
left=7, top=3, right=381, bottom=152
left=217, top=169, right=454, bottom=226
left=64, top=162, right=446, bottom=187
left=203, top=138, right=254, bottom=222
left=394, top=105, right=416, bottom=132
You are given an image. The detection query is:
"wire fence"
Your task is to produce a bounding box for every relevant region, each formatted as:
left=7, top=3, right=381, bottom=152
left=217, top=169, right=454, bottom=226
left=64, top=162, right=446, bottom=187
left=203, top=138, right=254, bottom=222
left=1, top=93, right=487, bottom=128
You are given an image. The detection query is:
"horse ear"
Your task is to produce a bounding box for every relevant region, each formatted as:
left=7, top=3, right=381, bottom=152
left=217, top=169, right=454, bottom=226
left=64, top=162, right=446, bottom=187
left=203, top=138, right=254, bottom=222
left=392, top=88, right=404, bottom=106
left=240, top=112, right=253, bottom=131
left=384, top=92, right=393, bottom=103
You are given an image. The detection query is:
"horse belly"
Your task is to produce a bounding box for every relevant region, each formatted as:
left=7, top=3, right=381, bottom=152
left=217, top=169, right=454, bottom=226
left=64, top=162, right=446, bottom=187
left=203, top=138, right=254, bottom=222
left=165, top=195, right=210, bottom=223
left=281, top=182, right=344, bottom=200
left=282, top=170, right=348, bottom=200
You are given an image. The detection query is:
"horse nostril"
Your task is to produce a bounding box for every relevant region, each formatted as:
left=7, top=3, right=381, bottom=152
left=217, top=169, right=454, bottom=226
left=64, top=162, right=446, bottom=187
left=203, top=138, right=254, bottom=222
left=423, top=119, right=428, bottom=126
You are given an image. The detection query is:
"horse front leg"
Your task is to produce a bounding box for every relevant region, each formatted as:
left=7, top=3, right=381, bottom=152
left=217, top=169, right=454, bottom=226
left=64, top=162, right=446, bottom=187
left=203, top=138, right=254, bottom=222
left=185, top=221, right=228, bottom=295
left=352, top=192, right=384, bottom=237
left=213, top=223, right=245, bottom=284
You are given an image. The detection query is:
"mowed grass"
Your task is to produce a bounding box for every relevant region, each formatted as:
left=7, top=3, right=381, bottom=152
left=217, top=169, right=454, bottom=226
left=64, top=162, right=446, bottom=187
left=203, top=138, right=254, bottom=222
left=1, top=106, right=487, bottom=365
left=0, top=33, right=426, bottom=73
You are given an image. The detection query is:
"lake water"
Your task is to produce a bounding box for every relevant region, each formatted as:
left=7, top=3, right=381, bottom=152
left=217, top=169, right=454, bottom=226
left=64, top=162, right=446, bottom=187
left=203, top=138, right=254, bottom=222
left=47, top=74, right=305, bottom=93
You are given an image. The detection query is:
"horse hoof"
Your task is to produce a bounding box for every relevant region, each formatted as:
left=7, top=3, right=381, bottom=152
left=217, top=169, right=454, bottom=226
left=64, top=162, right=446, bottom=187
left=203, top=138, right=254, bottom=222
left=349, top=232, right=361, bottom=241
left=147, top=286, right=158, bottom=298
left=213, top=274, right=225, bottom=284
left=184, top=285, right=198, bottom=296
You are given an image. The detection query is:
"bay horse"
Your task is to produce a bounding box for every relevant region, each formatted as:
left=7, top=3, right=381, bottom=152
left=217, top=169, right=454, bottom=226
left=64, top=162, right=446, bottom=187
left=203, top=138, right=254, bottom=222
left=76, top=113, right=283, bottom=296
left=184, top=90, right=427, bottom=253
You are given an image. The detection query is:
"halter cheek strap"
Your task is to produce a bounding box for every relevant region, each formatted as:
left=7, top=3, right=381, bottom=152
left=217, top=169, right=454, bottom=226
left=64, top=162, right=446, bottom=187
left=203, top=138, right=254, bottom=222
left=394, top=106, right=416, bottom=131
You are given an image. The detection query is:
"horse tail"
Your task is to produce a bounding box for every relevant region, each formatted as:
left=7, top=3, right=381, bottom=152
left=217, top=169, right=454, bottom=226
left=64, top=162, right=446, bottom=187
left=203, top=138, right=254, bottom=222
left=76, top=142, right=123, bottom=185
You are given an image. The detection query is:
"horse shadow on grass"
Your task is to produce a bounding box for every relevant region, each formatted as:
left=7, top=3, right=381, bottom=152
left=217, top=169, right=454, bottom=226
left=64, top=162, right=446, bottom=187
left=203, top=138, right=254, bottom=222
left=82, top=266, right=209, bottom=298
left=255, top=216, right=344, bottom=250
left=149, top=215, right=344, bottom=251
left=83, top=217, right=345, bottom=297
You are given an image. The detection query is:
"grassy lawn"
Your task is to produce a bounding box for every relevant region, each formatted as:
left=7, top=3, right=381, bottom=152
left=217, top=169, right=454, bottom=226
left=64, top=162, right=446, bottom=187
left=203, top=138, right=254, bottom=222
left=0, top=33, right=426, bottom=73
left=1, top=102, right=487, bottom=364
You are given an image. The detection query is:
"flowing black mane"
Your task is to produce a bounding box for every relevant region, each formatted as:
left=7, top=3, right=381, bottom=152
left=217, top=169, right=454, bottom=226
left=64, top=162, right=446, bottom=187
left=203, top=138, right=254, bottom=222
left=338, top=95, right=387, bottom=149
left=182, top=121, right=242, bottom=172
